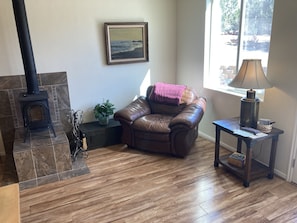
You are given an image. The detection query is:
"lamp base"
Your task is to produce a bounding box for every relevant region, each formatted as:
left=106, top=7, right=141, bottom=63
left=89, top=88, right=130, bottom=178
left=240, top=96, right=259, bottom=129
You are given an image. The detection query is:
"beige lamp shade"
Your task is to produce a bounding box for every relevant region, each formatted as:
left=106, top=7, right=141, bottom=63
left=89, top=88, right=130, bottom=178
left=229, top=59, right=272, bottom=89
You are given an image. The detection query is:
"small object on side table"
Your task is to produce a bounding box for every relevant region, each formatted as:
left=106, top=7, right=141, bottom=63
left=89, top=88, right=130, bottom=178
left=228, top=152, right=246, bottom=168
left=257, top=118, right=273, bottom=133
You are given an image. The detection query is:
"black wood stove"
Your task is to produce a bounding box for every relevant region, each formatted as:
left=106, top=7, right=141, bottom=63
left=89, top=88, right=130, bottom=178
left=19, top=91, right=56, bottom=141
left=12, top=0, right=55, bottom=141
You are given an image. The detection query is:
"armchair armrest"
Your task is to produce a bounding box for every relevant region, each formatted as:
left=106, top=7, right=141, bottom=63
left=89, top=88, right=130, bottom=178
left=169, top=97, right=206, bottom=129
left=114, top=96, right=151, bottom=124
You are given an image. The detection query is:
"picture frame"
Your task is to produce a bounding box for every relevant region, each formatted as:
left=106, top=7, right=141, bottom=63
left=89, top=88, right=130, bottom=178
left=104, top=22, right=149, bottom=65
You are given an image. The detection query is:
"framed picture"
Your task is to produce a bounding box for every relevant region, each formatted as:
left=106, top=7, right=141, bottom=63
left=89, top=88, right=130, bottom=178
left=104, top=22, right=149, bottom=65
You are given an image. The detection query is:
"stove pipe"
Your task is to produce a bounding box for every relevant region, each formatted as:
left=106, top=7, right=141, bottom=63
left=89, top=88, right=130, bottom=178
left=12, top=0, right=39, bottom=95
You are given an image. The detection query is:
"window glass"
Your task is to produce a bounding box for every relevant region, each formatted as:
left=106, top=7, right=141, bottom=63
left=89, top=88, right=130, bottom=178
left=204, top=0, right=274, bottom=99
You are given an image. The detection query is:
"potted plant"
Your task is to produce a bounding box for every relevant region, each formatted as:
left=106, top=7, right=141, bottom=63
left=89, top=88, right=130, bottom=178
left=94, top=100, right=115, bottom=125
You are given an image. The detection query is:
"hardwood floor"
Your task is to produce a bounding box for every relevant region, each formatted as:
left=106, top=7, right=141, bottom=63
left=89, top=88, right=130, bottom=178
left=18, top=137, right=297, bottom=222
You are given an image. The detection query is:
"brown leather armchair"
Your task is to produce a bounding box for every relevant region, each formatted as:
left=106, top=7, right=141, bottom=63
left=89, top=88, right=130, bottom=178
left=114, top=85, right=206, bottom=157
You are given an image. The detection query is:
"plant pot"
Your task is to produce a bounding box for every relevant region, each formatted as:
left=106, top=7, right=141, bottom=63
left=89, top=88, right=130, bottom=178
left=98, top=115, right=109, bottom=126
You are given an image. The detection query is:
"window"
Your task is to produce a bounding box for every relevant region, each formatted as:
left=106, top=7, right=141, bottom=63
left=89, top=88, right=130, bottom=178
left=204, top=0, right=274, bottom=99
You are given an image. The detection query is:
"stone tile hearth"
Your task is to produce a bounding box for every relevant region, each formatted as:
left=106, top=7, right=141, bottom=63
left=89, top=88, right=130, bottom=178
left=0, top=72, right=89, bottom=189
left=0, top=72, right=71, bottom=155
left=13, top=126, right=89, bottom=190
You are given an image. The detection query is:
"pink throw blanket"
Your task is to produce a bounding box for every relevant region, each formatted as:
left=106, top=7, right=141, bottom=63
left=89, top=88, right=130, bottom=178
left=150, top=82, right=186, bottom=105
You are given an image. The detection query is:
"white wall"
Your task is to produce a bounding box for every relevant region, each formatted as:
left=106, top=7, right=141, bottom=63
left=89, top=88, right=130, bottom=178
left=0, top=0, right=177, bottom=121
left=262, top=0, right=297, bottom=179
left=177, top=0, right=297, bottom=179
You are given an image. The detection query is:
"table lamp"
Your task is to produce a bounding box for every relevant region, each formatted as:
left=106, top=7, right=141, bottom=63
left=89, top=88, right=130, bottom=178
left=228, top=59, right=272, bottom=128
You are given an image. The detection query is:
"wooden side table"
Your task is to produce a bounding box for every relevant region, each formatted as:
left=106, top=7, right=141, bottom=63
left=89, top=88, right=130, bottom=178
left=79, top=119, right=122, bottom=150
left=213, top=117, right=284, bottom=187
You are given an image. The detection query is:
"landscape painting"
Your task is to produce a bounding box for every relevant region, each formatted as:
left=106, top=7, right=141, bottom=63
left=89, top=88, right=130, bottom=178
left=104, top=22, right=149, bottom=65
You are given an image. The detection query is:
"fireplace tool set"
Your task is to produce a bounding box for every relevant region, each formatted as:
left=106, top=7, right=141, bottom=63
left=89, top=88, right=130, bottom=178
left=68, top=110, right=88, bottom=161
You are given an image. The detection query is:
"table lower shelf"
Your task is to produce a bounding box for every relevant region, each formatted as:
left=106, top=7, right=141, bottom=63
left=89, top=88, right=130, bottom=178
left=218, top=154, right=272, bottom=181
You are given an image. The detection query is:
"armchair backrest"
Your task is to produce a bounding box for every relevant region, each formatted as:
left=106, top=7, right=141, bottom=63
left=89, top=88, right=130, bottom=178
left=146, top=86, right=186, bottom=116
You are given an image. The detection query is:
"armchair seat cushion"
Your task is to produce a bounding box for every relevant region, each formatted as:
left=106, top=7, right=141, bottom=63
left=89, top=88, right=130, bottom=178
left=134, top=131, right=169, bottom=142
left=133, top=114, right=172, bottom=133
